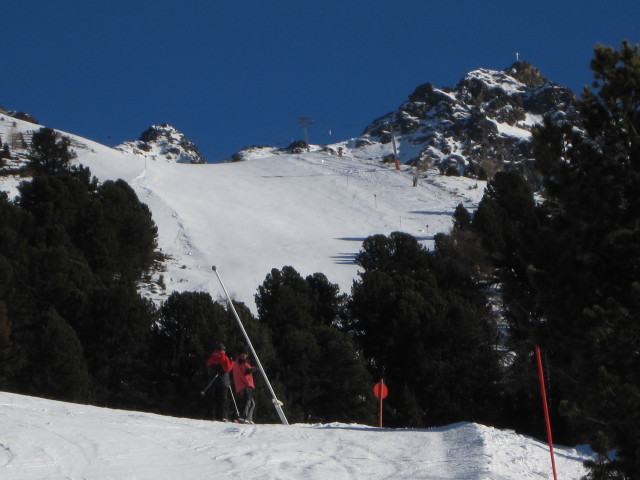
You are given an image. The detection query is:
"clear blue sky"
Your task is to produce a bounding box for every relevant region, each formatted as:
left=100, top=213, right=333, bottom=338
left=3, top=1, right=638, bottom=162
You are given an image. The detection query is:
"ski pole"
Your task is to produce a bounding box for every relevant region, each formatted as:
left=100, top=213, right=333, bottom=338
left=201, top=374, right=219, bottom=396
left=212, top=265, right=289, bottom=425
left=228, top=385, right=240, bottom=417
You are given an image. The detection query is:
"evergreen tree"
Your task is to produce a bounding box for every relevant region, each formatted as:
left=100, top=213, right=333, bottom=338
left=256, top=266, right=374, bottom=424
left=0, top=194, right=35, bottom=392
left=0, top=159, right=162, bottom=413
left=29, top=308, right=92, bottom=402
left=348, top=232, right=502, bottom=427
left=79, top=284, right=156, bottom=409
left=28, top=127, right=76, bottom=175
left=470, top=42, right=640, bottom=477
left=17, top=173, right=93, bottom=238
left=452, top=203, right=473, bottom=232
left=0, top=301, right=11, bottom=385
left=93, top=179, right=158, bottom=282
left=531, top=42, right=640, bottom=479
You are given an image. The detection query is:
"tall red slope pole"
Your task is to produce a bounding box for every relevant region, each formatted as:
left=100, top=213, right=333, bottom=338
left=535, top=346, right=558, bottom=480
left=379, top=382, right=383, bottom=428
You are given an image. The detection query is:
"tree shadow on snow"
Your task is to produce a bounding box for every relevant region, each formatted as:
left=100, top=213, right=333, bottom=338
left=409, top=210, right=455, bottom=216
left=313, top=422, right=471, bottom=433
left=331, top=253, right=358, bottom=265
left=335, top=237, right=368, bottom=242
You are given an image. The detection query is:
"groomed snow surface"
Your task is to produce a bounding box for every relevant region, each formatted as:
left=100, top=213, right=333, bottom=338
left=0, top=392, right=593, bottom=480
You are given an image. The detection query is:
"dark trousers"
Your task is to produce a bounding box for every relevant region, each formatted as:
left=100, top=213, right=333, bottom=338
left=212, top=386, right=229, bottom=421
left=239, top=387, right=256, bottom=422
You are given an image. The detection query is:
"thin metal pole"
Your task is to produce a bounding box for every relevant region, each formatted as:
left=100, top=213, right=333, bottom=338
left=212, top=266, right=289, bottom=425
left=228, top=385, right=240, bottom=417
left=200, top=373, right=219, bottom=396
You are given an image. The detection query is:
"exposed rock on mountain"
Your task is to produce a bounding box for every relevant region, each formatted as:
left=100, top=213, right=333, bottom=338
left=0, top=106, right=39, bottom=125
left=230, top=62, right=578, bottom=188
left=357, top=62, right=578, bottom=185
left=118, top=124, right=205, bottom=164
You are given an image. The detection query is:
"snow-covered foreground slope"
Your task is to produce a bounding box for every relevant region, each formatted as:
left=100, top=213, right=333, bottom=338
left=0, top=392, right=592, bottom=480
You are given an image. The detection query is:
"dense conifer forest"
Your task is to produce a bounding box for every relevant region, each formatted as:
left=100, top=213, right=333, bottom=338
left=0, top=42, right=638, bottom=479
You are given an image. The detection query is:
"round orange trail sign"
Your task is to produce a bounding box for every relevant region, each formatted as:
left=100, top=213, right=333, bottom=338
left=373, top=381, right=388, bottom=399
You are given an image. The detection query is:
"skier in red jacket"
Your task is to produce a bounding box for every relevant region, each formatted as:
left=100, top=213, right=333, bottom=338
left=206, top=342, right=233, bottom=421
left=232, top=346, right=258, bottom=424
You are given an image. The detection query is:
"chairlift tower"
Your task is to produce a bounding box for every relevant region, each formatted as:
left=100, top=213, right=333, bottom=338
left=297, top=117, right=314, bottom=152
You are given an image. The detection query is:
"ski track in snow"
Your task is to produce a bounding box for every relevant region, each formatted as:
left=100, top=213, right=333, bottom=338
left=130, top=167, right=212, bottom=295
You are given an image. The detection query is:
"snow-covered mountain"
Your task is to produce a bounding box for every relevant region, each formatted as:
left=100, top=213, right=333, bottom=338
left=0, top=391, right=593, bottom=479
left=355, top=62, right=578, bottom=184
left=0, top=114, right=485, bottom=313
left=0, top=61, right=578, bottom=312
left=233, top=62, right=578, bottom=189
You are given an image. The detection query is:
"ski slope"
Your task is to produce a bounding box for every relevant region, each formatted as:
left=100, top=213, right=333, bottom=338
left=0, top=116, right=485, bottom=312
left=0, top=392, right=593, bottom=480
left=124, top=150, right=482, bottom=310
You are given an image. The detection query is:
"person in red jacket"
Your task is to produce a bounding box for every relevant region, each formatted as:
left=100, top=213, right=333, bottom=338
left=232, top=346, right=258, bottom=424
left=206, top=342, right=233, bottom=421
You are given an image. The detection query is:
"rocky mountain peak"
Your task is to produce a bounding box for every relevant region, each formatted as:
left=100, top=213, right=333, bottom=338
left=357, top=62, right=578, bottom=185
left=505, top=61, right=548, bottom=88
left=117, top=124, right=205, bottom=164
